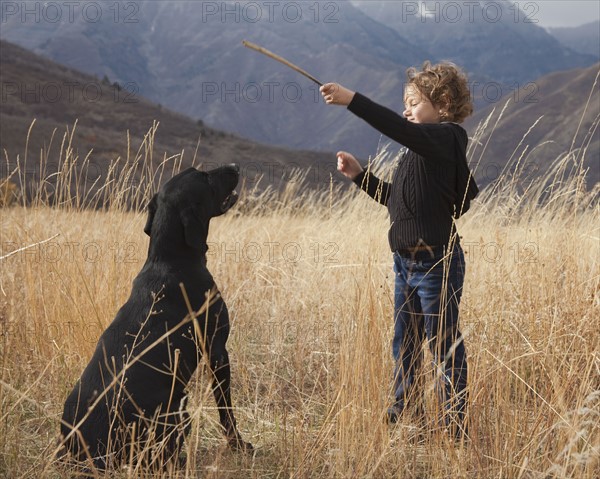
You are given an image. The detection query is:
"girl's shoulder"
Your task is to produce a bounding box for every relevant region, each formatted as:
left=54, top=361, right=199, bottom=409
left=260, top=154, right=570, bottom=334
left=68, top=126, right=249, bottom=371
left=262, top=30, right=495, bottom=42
left=441, top=121, right=468, bottom=142
left=440, top=121, right=466, bottom=130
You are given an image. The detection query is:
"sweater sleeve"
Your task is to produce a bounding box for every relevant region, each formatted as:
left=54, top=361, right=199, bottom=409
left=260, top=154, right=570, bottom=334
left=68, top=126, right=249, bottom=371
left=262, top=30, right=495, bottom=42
left=352, top=169, right=391, bottom=206
left=347, top=92, right=456, bottom=162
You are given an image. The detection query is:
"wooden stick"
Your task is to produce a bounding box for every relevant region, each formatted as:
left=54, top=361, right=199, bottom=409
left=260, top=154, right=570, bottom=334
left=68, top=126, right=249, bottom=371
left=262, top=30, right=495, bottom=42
left=242, top=40, right=323, bottom=86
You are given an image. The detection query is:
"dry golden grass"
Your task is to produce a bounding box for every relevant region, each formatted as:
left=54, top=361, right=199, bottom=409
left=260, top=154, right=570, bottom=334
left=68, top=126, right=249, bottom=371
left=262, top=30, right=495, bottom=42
left=0, top=112, right=599, bottom=478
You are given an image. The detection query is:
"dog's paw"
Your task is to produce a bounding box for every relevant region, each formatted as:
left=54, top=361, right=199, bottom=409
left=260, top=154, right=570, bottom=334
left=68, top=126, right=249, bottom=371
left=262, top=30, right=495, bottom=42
left=227, top=435, right=254, bottom=453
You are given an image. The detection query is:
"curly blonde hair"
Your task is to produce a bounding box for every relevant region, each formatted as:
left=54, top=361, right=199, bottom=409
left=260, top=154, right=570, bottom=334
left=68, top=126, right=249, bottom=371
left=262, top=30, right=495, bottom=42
left=406, top=61, right=473, bottom=123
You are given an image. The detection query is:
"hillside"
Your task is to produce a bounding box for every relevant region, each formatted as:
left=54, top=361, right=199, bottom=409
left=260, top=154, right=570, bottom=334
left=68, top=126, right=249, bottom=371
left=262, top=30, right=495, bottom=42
left=2, top=1, right=596, bottom=159
left=464, top=63, right=600, bottom=186
left=0, top=40, right=340, bottom=201
left=351, top=0, right=596, bottom=85
left=0, top=0, right=426, bottom=158
left=549, top=21, right=600, bottom=59
left=1, top=39, right=598, bottom=198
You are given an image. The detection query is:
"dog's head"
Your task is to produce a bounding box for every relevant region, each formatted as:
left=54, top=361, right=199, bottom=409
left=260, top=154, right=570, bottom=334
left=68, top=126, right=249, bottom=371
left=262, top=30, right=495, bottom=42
left=144, top=165, right=239, bottom=249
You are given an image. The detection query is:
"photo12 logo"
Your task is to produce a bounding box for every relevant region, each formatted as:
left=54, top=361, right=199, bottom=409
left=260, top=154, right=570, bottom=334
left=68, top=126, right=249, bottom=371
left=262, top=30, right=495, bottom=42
left=1, top=1, right=140, bottom=24
left=1, top=241, right=141, bottom=264
left=463, top=241, right=539, bottom=264
left=470, top=81, right=539, bottom=104
left=399, top=1, right=539, bottom=24
left=206, top=241, right=340, bottom=264
left=1, top=80, right=139, bottom=104
left=201, top=1, right=340, bottom=23
left=200, top=81, right=323, bottom=104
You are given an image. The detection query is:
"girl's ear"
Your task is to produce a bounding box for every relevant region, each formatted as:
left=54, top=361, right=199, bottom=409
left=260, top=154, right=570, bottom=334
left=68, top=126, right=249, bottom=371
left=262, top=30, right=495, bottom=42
left=437, top=95, right=451, bottom=121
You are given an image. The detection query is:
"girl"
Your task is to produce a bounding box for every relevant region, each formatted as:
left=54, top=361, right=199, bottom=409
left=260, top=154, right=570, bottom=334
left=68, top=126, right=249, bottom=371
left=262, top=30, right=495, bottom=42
left=320, top=62, right=478, bottom=438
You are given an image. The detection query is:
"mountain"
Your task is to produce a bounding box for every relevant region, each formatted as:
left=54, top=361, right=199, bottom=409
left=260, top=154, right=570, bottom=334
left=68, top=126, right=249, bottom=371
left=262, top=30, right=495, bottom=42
left=464, top=63, right=600, bottom=187
left=548, top=21, right=600, bottom=59
left=351, top=1, right=597, bottom=85
left=0, top=0, right=432, bottom=158
left=348, top=0, right=599, bottom=184
left=1, top=2, right=598, bottom=187
left=6, top=0, right=596, bottom=159
left=0, top=40, right=339, bottom=200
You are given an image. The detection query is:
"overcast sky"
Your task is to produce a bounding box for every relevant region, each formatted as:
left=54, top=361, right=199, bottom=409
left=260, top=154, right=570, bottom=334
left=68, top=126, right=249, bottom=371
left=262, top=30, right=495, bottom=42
left=510, top=1, right=599, bottom=28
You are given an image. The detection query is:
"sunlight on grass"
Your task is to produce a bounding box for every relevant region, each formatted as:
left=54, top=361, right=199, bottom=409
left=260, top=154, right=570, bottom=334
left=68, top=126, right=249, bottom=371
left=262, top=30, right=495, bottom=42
left=1, top=104, right=599, bottom=477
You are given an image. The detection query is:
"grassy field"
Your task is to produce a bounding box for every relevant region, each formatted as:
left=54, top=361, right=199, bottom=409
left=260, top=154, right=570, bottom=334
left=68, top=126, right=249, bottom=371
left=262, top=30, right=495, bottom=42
left=0, top=120, right=599, bottom=478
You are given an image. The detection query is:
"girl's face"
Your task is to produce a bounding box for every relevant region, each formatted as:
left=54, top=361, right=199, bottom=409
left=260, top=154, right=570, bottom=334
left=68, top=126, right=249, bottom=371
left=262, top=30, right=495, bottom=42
left=403, top=85, right=442, bottom=124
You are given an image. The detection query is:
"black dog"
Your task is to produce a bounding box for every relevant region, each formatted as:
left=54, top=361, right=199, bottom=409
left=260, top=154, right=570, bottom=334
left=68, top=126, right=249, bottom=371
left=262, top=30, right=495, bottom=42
left=60, top=165, right=252, bottom=471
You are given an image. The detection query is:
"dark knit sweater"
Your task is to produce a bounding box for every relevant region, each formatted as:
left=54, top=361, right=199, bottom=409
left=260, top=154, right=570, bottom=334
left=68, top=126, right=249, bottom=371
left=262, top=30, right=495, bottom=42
left=347, top=92, right=478, bottom=252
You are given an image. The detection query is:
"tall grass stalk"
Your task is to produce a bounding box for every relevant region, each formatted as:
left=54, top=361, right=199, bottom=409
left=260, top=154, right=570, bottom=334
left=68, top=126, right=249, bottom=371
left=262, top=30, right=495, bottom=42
left=0, top=113, right=598, bottom=478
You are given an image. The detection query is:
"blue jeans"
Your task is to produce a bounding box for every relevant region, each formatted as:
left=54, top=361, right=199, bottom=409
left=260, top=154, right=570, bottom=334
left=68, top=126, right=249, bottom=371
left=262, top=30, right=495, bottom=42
left=392, top=243, right=468, bottom=429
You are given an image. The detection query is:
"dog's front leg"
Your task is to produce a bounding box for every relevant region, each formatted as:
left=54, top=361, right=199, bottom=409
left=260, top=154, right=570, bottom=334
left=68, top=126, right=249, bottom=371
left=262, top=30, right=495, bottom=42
left=209, top=349, right=253, bottom=452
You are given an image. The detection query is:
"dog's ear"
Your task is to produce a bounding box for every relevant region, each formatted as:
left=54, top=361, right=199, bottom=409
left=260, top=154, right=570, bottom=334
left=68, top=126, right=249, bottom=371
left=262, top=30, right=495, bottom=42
left=180, top=205, right=208, bottom=249
left=143, top=194, right=158, bottom=237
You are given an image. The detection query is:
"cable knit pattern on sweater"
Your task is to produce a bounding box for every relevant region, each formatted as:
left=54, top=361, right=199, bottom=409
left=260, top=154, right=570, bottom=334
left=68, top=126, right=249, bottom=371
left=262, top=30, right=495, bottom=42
left=347, top=92, right=478, bottom=251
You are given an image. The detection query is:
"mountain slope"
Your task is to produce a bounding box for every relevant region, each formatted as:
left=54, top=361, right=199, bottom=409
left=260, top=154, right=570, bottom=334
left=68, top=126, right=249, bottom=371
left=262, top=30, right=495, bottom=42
left=464, top=63, right=600, bottom=187
left=2, top=40, right=597, bottom=194
left=0, top=40, right=338, bottom=197
left=549, top=21, right=600, bottom=59
left=2, top=1, right=597, bottom=160
left=351, top=0, right=596, bottom=86
left=0, top=0, right=431, bottom=158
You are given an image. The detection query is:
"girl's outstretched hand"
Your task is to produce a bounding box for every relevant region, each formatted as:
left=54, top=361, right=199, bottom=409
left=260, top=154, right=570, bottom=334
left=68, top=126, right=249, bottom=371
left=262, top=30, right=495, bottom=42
left=320, top=83, right=356, bottom=106
left=337, top=151, right=363, bottom=180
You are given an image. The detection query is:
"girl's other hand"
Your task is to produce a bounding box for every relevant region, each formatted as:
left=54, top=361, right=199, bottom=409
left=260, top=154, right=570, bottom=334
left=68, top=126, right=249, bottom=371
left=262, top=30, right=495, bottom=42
left=336, top=151, right=363, bottom=180
left=320, top=83, right=356, bottom=106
